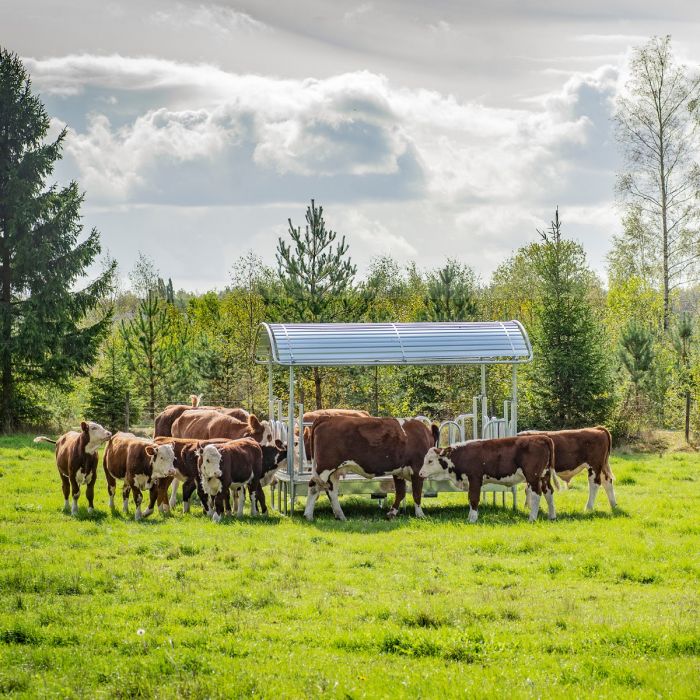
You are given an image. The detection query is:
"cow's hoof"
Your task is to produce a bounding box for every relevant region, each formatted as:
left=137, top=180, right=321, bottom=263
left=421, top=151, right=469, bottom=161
left=304, top=513, right=314, bottom=521
left=87, top=507, right=94, bottom=514
left=212, top=513, right=222, bottom=524
left=414, top=507, right=426, bottom=519
left=334, top=514, right=347, bottom=522
left=71, top=507, right=79, bottom=516
left=386, top=508, right=398, bottom=520
left=548, top=515, right=557, bottom=521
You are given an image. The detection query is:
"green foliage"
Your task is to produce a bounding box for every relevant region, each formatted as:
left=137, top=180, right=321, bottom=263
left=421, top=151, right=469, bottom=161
left=0, top=48, right=114, bottom=430
left=86, top=333, right=141, bottom=432
left=421, top=259, right=478, bottom=322
left=526, top=210, right=612, bottom=429
left=620, top=322, right=655, bottom=390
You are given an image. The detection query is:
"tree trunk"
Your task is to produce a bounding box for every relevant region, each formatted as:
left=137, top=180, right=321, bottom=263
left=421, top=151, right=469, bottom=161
left=313, top=367, right=322, bottom=410
left=685, top=390, right=691, bottom=443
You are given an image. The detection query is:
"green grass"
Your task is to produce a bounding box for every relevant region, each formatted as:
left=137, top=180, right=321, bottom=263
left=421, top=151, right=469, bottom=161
left=0, top=434, right=698, bottom=699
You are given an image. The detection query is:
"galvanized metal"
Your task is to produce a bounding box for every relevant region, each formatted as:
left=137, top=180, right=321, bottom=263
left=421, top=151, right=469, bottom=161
left=256, top=321, right=532, bottom=367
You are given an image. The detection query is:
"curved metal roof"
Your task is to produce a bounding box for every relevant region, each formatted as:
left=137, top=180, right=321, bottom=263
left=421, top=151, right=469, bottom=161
left=255, top=321, right=532, bottom=367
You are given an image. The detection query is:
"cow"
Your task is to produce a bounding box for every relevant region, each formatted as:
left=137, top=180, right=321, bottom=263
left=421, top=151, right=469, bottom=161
left=304, top=415, right=440, bottom=521
left=419, top=434, right=557, bottom=523
left=519, top=427, right=616, bottom=511
left=250, top=441, right=287, bottom=514
left=34, top=421, right=112, bottom=515
left=147, top=437, right=229, bottom=515
left=171, top=409, right=273, bottom=445
left=154, top=395, right=253, bottom=437
left=218, top=407, right=250, bottom=422
left=194, top=439, right=263, bottom=522
left=300, top=408, right=371, bottom=460
left=103, top=433, right=176, bottom=520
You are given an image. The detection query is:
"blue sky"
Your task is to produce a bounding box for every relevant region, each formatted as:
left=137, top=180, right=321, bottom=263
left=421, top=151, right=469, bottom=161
left=3, top=1, right=700, bottom=290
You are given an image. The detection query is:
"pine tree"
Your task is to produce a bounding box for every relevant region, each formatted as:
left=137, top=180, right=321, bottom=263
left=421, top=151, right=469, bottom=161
left=0, top=48, right=115, bottom=429
left=86, top=334, right=140, bottom=432
left=422, top=259, right=478, bottom=322
left=618, top=321, right=655, bottom=436
left=273, top=200, right=357, bottom=409
left=121, top=291, right=172, bottom=421
left=672, top=313, right=694, bottom=442
left=528, top=209, right=612, bottom=429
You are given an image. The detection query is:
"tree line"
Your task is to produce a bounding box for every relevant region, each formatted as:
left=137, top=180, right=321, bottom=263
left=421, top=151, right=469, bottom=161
left=1, top=37, right=699, bottom=441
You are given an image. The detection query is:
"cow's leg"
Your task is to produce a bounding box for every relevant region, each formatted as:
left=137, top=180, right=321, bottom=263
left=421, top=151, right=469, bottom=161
left=132, top=486, right=144, bottom=520
left=69, top=474, right=80, bottom=516
left=212, top=493, right=224, bottom=523
left=387, top=476, right=406, bottom=519
left=195, top=479, right=212, bottom=516
left=181, top=479, right=196, bottom=513
left=104, top=464, right=117, bottom=510
left=224, top=489, right=233, bottom=517
left=527, top=479, right=542, bottom=522
left=236, top=487, right=245, bottom=517
left=169, top=478, right=180, bottom=509
left=327, top=475, right=346, bottom=521
left=542, top=476, right=556, bottom=521
left=158, top=477, right=171, bottom=513
left=304, top=482, right=322, bottom=521
left=249, top=482, right=258, bottom=516
left=122, top=482, right=131, bottom=514
left=85, top=472, right=96, bottom=513
left=467, top=476, right=482, bottom=523
left=143, top=486, right=158, bottom=518
left=60, top=473, right=70, bottom=511
left=254, top=483, right=267, bottom=515
left=585, top=466, right=600, bottom=511
left=411, top=474, right=426, bottom=518
left=524, top=484, right=532, bottom=510
left=601, top=469, right=617, bottom=509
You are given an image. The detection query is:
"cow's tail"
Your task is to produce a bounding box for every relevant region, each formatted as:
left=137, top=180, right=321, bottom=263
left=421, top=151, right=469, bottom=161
left=33, top=436, right=57, bottom=445
left=546, top=436, right=561, bottom=491
left=595, top=425, right=612, bottom=459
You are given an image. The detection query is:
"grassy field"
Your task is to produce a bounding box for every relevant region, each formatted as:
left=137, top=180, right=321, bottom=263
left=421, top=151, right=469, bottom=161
left=0, top=435, right=698, bottom=699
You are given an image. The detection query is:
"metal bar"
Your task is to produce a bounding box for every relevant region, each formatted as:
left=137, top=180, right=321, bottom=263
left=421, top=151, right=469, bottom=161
left=511, top=365, right=518, bottom=434
left=268, top=359, right=273, bottom=423
left=472, top=395, right=479, bottom=439
left=287, top=367, right=295, bottom=478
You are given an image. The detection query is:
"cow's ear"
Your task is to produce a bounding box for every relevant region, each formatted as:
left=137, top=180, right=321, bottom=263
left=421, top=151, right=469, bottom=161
left=81, top=421, right=88, bottom=432
left=145, top=445, right=156, bottom=457
left=431, top=423, right=440, bottom=446
left=248, top=414, right=261, bottom=430
left=275, top=439, right=284, bottom=450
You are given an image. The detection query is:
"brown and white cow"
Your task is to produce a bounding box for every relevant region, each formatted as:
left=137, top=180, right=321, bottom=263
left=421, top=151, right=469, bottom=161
left=171, top=409, right=273, bottom=445
left=154, top=395, right=254, bottom=438
left=299, top=408, right=370, bottom=460
left=148, top=437, right=229, bottom=515
left=103, top=433, right=176, bottom=520
left=34, top=421, right=112, bottom=515
left=419, top=435, right=557, bottom=523
left=194, top=439, right=263, bottom=522
left=519, top=426, right=616, bottom=511
left=305, top=415, right=440, bottom=521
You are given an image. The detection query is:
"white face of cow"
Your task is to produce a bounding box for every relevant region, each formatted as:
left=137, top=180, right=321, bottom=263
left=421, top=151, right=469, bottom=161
left=151, top=444, right=176, bottom=479
left=83, top=421, right=112, bottom=454
left=199, top=445, right=222, bottom=479
left=419, top=447, right=452, bottom=479
left=260, top=420, right=273, bottom=446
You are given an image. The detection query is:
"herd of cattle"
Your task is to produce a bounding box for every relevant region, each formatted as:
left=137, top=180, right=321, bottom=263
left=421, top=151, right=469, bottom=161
left=34, top=395, right=617, bottom=523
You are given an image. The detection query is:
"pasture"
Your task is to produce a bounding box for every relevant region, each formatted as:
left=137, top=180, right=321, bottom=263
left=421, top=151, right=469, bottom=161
left=0, top=435, right=698, bottom=699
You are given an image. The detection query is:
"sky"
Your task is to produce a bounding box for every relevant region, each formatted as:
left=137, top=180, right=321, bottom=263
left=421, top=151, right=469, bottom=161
left=2, top=0, right=700, bottom=291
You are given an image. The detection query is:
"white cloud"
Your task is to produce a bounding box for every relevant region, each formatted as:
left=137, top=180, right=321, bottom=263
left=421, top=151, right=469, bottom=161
left=343, top=3, right=373, bottom=23
left=151, top=3, right=269, bottom=35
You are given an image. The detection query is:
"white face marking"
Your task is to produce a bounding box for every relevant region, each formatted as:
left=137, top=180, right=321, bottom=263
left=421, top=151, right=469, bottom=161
left=85, top=422, right=112, bottom=454
left=199, top=445, right=222, bottom=479
left=260, top=421, right=274, bottom=446
left=151, top=444, right=176, bottom=479
left=419, top=448, right=452, bottom=479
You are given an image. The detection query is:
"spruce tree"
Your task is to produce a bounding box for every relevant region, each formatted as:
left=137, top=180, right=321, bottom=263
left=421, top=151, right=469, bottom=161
left=0, top=48, right=115, bottom=429
left=672, top=313, right=694, bottom=442
left=274, top=200, right=357, bottom=409
left=619, top=321, right=655, bottom=436
left=528, top=209, right=612, bottom=429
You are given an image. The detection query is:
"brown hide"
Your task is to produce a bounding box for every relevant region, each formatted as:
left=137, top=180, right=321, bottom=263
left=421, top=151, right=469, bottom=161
left=154, top=404, right=251, bottom=437
left=172, top=409, right=252, bottom=441
left=208, top=438, right=263, bottom=516
left=311, top=415, right=434, bottom=477
left=103, top=432, right=160, bottom=483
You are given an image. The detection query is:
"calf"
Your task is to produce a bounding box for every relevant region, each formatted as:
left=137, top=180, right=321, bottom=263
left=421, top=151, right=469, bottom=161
left=147, top=437, right=229, bottom=515
left=153, top=394, right=203, bottom=437
left=520, top=426, right=616, bottom=511
left=103, top=433, right=176, bottom=520
left=419, top=435, right=557, bottom=523
left=34, top=421, right=112, bottom=515
left=300, top=409, right=370, bottom=460
left=196, top=439, right=263, bottom=522
left=305, top=415, right=439, bottom=521
left=172, top=409, right=273, bottom=445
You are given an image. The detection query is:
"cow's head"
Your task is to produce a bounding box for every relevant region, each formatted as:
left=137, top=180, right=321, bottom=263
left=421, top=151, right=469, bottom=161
left=81, top=420, right=112, bottom=455
left=197, top=444, right=222, bottom=480
left=145, top=443, right=176, bottom=480
left=248, top=415, right=274, bottom=445
left=419, top=446, right=453, bottom=479
left=261, top=440, right=287, bottom=475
